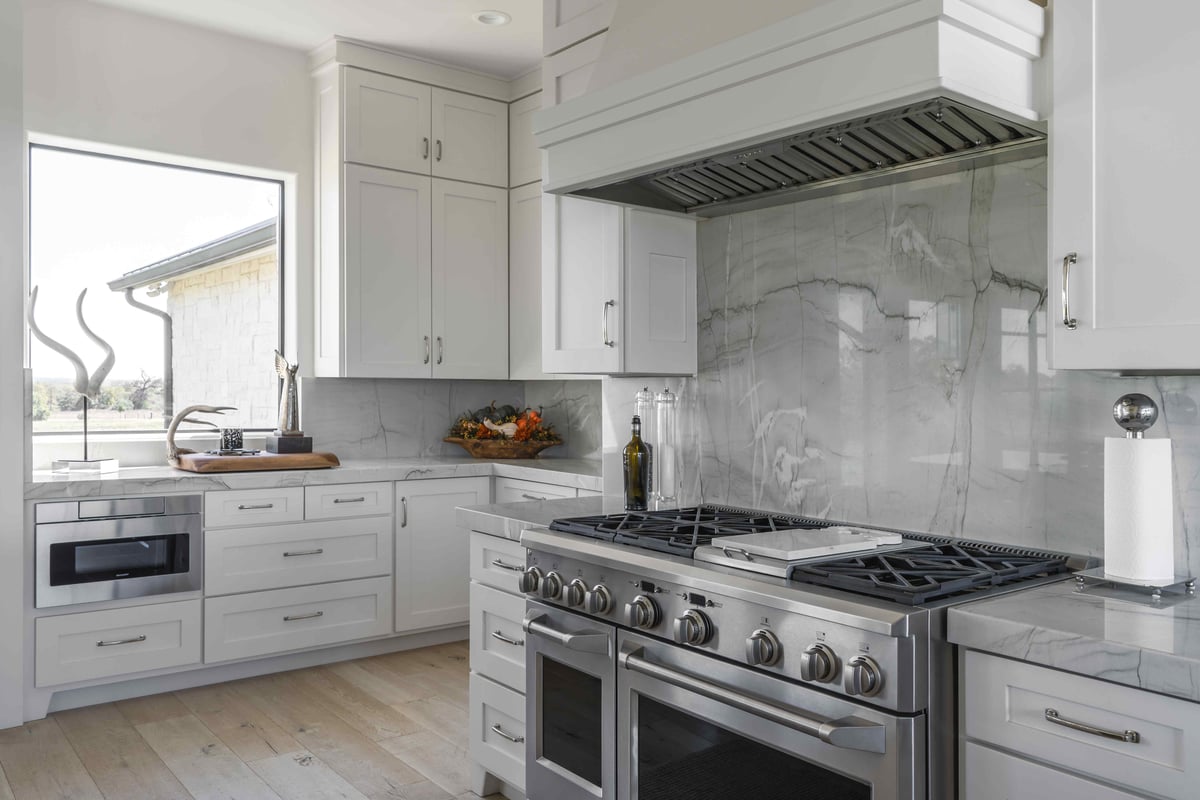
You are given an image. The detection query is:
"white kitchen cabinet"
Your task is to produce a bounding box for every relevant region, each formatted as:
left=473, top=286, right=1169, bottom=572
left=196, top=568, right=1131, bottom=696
left=1049, top=2, right=1200, bottom=370
left=508, top=92, right=542, bottom=189
left=963, top=742, right=1146, bottom=800
left=542, top=32, right=607, bottom=108
left=343, top=68, right=432, bottom=175
left=962, top=649, right=1199, bottom=799
left=543, top=0, right=615, bottom=56
left=432, top=179, right=508, bottom=379
left=509, top=181, right=553, bottom=380
left=394, top=476, right=491, bottom=632
left=494, top=476, right=577, bottom=503
left=543, top=194, right=696, bottom=375
left=432, top=88, right=507, bottom=188
left=204, top=487, right=305, bottom=529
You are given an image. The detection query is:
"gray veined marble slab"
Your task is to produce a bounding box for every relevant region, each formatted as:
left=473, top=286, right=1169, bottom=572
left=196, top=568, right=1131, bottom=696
left=948, top=579, right=1200, bottom=703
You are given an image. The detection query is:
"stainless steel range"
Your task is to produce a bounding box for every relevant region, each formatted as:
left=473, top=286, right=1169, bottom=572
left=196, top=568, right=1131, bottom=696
left=518, top=505, right=1094, bottom=800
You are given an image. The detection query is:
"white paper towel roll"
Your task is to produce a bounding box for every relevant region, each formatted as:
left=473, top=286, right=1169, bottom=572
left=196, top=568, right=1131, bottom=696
left=1104, top=437, right=1174, bottom=582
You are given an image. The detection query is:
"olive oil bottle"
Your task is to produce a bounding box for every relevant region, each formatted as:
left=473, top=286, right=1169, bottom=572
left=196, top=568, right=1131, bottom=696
left=623, top=415, right=650, bottom=511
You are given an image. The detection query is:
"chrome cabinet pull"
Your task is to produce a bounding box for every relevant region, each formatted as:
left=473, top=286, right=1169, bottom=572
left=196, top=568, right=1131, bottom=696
left=333, top=497, right=366, bottom=504
left=436, top=336, right=444, bottom=365
left=491, top=630, right=524, bottom=647
left=283, top=611, right=324, bottom=622
left=435, top=139, right=443, bottom=161
left=400, top=496, right=408, bottom=528
left=423, top=335, right=430, bottom=364
left=283, top=548, right=324, bottom=557
left=1062, top=252, right=1078, bottom=330
left=602, top=299, right=615, bottom=347
left=97, top=635, right=146, bottom=647
left=423, top=137, right=430, bottom=159
left=520, top=493, right=548, bottom=501
left=524, top=613, right=610, bottom=654
left=619, top=643, right=885, bottom=753
left=1044, top=708, right=1140, bottom=743
left=490, top=559, right=524, bottom=572
left=237, top=503, right=274, bottom=510
left=490, top=724, right=524, bottom=744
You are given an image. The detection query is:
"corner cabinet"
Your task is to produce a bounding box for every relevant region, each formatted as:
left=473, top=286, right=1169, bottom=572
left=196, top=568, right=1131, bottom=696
left=1049, top=2, right=1200, bottom=370
left=315, top=64, right=509, bottom=379
left=542, top=194, right=697, bottom=375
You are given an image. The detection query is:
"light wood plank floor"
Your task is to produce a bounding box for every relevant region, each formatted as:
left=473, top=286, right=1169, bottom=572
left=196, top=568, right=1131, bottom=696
left=0, top=641, right=502, bottom=800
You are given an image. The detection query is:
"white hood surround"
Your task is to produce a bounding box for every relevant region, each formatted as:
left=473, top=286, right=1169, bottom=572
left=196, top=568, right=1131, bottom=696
left=534, top=0, right=1046, bottom=215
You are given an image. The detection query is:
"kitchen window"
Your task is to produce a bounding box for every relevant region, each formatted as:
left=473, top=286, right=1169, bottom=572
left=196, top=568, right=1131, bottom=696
left=28, top=145, right=283, bottom=435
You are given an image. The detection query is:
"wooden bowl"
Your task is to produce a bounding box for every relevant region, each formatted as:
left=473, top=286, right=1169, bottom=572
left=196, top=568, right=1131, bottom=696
left=443, top=437, right=562, bottom=459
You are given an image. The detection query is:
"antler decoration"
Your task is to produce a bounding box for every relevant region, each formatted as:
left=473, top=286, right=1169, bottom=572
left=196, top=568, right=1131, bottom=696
left=25, top=286, right=116, bottom=401
left=167, top=404, right=237, bottom=466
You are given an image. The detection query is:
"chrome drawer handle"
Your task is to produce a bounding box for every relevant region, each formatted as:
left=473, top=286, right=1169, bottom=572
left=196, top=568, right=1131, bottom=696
left=1062, top=252, right=1078, bottom=330
left=435, top=139, right=443, bottom=161
left=491, top=630, right=524, bottom=647
left=400, top=497, right=408, bottom=528
left=423, top=137, right=430, bottom=159
left=436, top=336, right=444, bottom=365
left=237, top=503, right=274, bottom=510
left=97, top=635, right=146, bottom=647
left=424, top=335, right=430, bottom=365
left=490, top=724, right=524, bottom=744
left=491, top=559, right=524, bottom=572
left=283, top=548, right=324, bottom=557
left=602, top=299, right=615, bottom=347
left=333, top=497, right=366, bottom=504
left=283, top=611, right=324, bottom=622
left=1044, top=708, right=1140, bottom=743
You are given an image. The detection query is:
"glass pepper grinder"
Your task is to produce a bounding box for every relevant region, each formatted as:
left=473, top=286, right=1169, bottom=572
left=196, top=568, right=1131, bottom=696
left=654, top=387, right=679, bottom=507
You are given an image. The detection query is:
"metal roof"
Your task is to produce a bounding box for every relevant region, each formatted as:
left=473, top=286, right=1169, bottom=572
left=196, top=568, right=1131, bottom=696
left=107, top=218, right=276, bottom=292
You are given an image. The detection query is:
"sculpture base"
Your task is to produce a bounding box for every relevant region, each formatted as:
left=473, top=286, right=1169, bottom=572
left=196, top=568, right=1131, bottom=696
left=266, top=435, right=313, bottom=454
left=52, top=458, right=119, bottom=474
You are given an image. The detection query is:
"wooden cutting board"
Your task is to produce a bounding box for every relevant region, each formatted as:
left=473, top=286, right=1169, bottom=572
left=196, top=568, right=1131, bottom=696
left=174, top=451, right=340, bottom=473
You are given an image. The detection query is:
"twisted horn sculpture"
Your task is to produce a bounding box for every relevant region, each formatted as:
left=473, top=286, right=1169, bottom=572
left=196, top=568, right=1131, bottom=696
left=25, top=286, right=116, bottom=401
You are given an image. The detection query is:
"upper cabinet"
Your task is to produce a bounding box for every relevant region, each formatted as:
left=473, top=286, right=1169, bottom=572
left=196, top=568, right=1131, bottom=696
left=341, top=67, right=507, bottom=188
left=1049, top=2, right=1200, bottom=370
left=508, top=92, right=542, bottom=189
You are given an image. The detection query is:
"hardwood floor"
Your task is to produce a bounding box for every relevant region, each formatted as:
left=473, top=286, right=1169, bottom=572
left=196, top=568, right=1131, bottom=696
left=0, top=641, right=503, bottom=800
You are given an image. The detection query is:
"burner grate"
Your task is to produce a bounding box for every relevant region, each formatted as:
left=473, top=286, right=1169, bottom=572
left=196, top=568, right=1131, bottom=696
left=788, top=541, right=1072, bottom=605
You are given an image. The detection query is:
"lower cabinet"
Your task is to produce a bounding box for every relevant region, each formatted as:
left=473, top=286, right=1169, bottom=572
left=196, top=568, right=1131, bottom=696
left=494, top=476, right=578, bottom=503
left=36, top=599, right=202, bottom=687
left=395, top=476, right=491, bottom=632
left=470, top=673, right=527, bottom=791
left=962, top=649, right=1197, bottom=799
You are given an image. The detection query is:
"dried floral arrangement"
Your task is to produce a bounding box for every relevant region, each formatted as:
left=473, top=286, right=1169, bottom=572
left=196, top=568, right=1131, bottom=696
left=448, top=402, right=561, bottom=442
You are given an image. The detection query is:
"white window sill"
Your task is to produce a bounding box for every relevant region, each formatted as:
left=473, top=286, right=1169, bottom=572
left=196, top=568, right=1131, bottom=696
left=31, top=431, right=271, bottom=471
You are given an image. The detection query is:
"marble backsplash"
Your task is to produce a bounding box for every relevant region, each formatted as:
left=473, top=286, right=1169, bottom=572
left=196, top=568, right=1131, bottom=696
left=664, top=155, right=1200, bottom=577
left=301, top=377, right=601, bottom=461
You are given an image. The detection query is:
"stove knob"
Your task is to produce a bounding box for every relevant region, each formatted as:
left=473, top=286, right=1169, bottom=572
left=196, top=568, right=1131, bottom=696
left=540, top=571, right=564, bottom=600
left=518, top=566, right=543, bottom=595
left=563, top=578, right=588, bottom=607
left=745, top=629, right=782, bottom=667
left=800, top=643, right=839, bottom=683
left=673, top=609, right=713, bottom=646
left=625, top=595, right=661, bottom=630
left=843, top=655, right=884, bottom=697
left=584, top=584, right=613, bottom=615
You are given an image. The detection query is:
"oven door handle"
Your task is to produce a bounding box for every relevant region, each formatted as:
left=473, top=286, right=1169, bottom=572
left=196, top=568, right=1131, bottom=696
left=619, top=646, right=886, bottom=754
left=523, top=612, right=611, bottom=655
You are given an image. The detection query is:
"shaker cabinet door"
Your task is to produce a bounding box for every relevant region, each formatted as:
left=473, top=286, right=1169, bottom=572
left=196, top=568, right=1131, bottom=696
left=343, top=67, right=432, bottom=175
left=1049, top=1, right=1200, bottom=369
left=431, top=88, right=508, bottom=187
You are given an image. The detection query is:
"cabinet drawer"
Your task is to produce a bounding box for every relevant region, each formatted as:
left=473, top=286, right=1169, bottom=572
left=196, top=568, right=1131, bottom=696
left=36, top=599, right=201, bottom=687
left=577, top=488, right=602, bottom=498
left=470, top=532, right=526, bottom=593
left=494, top=476, right=576, bottom=504
left=204, top=577, right=393, bottom=663
left=205, top=488, right=304, bottom=528
left=964, top=650, right=1200, bottom=799
left=469, top=673, right=525, bottom=791
left=304, top=482, right=393, bottom=520
left=963, top=741, right=1147, bottom=800
left=205, top=517, right=393, bottom=596
left=470, top=582, right=526, bottom=692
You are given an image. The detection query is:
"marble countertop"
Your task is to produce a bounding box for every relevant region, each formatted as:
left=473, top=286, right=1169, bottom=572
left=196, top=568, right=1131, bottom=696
left=27, top=457, right=602, bottom=500
left=948, top=579, right=1200, bottom=703
left=457, top=495, right=632, bottom=541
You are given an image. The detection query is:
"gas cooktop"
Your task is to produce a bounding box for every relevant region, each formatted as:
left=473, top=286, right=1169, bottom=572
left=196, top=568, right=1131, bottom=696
left=548, top=505, right=1074, bottom=606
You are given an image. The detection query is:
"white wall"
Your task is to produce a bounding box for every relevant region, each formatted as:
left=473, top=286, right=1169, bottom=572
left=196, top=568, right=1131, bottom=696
left=22, top=0, right=313, bottom=372
left=0, top=0, right=25, bottom=730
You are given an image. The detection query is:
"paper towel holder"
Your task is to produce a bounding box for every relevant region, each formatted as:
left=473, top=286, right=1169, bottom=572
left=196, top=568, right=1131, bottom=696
left=1113, top=393, right=1158, bottom=439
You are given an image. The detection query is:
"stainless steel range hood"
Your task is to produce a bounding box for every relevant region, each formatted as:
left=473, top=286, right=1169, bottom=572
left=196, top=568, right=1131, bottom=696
left=535, top=0, right=1047, bottom=217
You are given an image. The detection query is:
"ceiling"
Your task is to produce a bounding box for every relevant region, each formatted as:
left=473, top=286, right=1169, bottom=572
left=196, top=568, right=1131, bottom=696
left=88, top=0, right=543, bottom=78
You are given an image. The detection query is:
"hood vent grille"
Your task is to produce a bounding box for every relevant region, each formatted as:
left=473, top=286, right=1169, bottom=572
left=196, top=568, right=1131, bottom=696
left=573, top=98, right=1045, bottom=216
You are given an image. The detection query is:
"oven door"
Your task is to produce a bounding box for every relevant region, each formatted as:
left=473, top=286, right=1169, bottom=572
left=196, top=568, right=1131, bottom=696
left=618, top=631, right=924, bottom=800
left=524, top=601, right=616, bottom=800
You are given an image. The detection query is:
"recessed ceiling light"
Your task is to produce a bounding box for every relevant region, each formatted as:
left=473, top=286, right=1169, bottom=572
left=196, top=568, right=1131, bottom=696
left=473, top=10, right=511, bottom=26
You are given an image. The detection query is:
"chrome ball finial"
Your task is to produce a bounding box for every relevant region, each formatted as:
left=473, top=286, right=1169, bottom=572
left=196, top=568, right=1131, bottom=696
left=1113, top=393, right=1159, bottom=439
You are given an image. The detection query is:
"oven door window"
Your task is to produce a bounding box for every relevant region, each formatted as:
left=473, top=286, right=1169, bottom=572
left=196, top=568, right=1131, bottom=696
left=49, top=534, right=187, bottom=585
left=636, top=696, right=870, bottom=800
left=541, top=655, right=604, bottom=787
